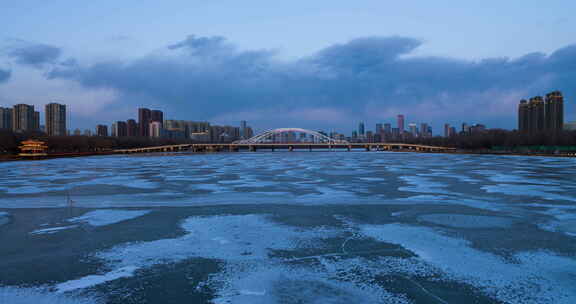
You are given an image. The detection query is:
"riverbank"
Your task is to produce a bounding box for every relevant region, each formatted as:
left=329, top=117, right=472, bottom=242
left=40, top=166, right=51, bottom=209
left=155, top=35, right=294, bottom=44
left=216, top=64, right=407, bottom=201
left=1, top=148, right=574, bottom=162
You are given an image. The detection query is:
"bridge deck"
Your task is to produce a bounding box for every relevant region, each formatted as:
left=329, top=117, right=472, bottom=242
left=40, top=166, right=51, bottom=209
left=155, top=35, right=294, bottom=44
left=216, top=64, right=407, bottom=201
left=115, top=143, right=456, bottom=153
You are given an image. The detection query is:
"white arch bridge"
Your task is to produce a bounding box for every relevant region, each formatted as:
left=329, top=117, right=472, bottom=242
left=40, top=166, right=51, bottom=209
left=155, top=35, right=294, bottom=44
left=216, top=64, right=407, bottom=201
left=115, top=128, right=456, bottom=154
left=234, top=128, right=348, bottom=144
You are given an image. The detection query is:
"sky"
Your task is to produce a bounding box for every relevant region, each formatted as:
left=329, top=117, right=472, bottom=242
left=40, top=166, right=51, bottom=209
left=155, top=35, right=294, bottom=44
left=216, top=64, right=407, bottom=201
left=1, top=1, right=575, bottom=134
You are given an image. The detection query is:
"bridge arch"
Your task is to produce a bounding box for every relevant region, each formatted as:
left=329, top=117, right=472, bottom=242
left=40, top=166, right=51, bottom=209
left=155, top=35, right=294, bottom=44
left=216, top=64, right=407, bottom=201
left=234, top=128, right=349, bottom=144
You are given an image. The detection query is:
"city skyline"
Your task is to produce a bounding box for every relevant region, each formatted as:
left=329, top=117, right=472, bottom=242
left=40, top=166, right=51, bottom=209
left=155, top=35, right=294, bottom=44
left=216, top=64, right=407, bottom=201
left=0, top=2, right=575, bottom=133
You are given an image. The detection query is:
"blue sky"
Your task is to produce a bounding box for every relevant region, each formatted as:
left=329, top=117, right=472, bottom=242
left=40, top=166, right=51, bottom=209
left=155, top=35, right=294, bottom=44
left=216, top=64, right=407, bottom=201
left=1, top=1, right=575, bottom=134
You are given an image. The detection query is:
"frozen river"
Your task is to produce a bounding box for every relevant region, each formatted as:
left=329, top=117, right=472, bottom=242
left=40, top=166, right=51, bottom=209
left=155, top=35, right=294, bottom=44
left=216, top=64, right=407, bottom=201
left=0, top=152, right=575, bottom=303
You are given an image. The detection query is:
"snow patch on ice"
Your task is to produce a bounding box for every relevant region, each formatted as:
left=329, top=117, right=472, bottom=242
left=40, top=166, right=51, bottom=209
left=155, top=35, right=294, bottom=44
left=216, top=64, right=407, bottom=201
left=97, top=214, right=336, bottom=268
left=55, top=266, right=138, bottom=293
left=209, top=262, right=411, bottom=304
left=0, top=211, right=10, bottom=227
left=418, top=214, right=514, bottom=228
left=30, top=225, right=78, bottom=235
left=68, top=210, right=150, bottom=227
left=0, top=287, right=99, bottom=304
left=359, top=223, right=576, bottom=304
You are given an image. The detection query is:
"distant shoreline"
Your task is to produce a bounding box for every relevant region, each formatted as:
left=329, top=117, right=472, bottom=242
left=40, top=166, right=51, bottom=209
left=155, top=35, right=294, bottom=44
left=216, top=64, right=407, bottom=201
left=1, top=149, right=574, bottom=162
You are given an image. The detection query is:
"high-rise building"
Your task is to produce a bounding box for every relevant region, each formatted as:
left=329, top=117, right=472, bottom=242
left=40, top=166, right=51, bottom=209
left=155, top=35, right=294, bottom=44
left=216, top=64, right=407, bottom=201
left=408, top=123, right=418, bottom=137
left=375, top=123, right=383, bottom=135
left=96, top=124, right=108, bottom=137
left=529, top=96, right=545, bottom=133
left=12, top=104, right=35, bottom=132
left=127, top=119, right=138, bottom=136
left=358, top=122, right=365, bottom=136
left=397, top=115, right=405, bottom=132
left=383, top=123, right=391, bottom=134
left=351, top=131, right=358, bottom=140
left=151, top=110, right=163, bottom=126
left=73, top=128, right=82, bottom=136
left=518, top=99, right=529, bottom=133
left=240, top=120, right=252, bottom=139
left=518, top=91, right=564, bottom=134
left=138, top=108, right=152, bottom=137
left=449, top=127, right=457, bottom=137
left=0, top=107, right=12, bottom=130
left=45, top=103, right=66, bottom=136
left=366, top=131, right=374, bottom=143
left=83, top=129, right=93, bottom=136
left=113, top=121, right=128, bottom=137
left=545, top=91, right=564, bottom=132
left=420, top=123, right=430, bottom=138
left=149, top=121, right=163, bottom=138
left=33, top=111, right=40, bottom=131
left=165, top=120, right=211, bottom=139
left=444, top=123, right=451, bottom=137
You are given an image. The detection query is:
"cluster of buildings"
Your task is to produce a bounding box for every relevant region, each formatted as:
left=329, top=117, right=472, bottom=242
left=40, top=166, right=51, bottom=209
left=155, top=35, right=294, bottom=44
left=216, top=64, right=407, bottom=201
left=347, top=115, right=434, bottom=143
left=0, top=103, right=66, bottom=136
left=0, top=103, right=255, bottom=143
left=94, top=108, right=254, bottom=143
left=443, top=123, right=486, bottom=137
left=518, top=91, right=565, bottom=134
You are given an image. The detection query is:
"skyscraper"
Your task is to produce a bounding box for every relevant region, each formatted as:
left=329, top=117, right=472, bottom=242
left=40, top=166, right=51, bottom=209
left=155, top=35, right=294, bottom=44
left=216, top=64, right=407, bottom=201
left=0, top=107, right=12, bottom=130
left=45, top=103, right=66, bottom=136
left=383, top=123, right=391, bottom=134
left=375, top=123, right=383, bottom=135
left=127, top=119, right=138, bottom=136
left=358, top=122, right=365, bottom=136
left=96, top=124, right=108, bottom=136
left=408, top=123, right=418, bottom=137
left=33, top=111, right=40, bottom=131
left=149, top=121, right=163, bottom=138
left=397, top=115, right=405, bottom=132
left=529, top=96, right=545, bottom=134
left=240, top=120, right=248, bottom=139
left=151, top=110, right=163, bottom=126
left=444, top=123, right=451, bottom=137
left=545, top=91, right=564, bottom=132
left=518, top=99, right=529, bottom=133
left=12, top=104, right=35, bottom=132
left=138, top=108, right=151, bottom=136
left=518, top=91, right=564, bottom=134
left=420, top=123, right=429, bottom=137
left=113, top=121, right=128, bottom=137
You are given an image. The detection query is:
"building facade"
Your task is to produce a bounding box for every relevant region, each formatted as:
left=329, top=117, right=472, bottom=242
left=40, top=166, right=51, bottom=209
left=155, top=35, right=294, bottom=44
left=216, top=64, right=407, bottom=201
left=545, top=91, right=564, bottom=132
left=45, top=103, right=66, bottom=136
left=149, top=121, right=163, bottom=138
left=127, top=119, right=138, bottom=136
left=138, top=108, right=152, bottom=137
left=96, top=124, right=108, bottom=136
left=12, top=104, right=36, bottom=132
left=151, top=110, right=163, bottom=126
left=519, top=91, right=564, bottom=134
left=397, top=115, right=405, bottom=133
left=0, top=107, right=12, bottom=130
left=112, top=121, right=128, bottom=137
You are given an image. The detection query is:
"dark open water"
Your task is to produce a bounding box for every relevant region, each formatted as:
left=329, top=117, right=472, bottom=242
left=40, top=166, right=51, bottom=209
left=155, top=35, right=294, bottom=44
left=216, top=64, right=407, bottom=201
left=0, top=152, right=575, bottom=303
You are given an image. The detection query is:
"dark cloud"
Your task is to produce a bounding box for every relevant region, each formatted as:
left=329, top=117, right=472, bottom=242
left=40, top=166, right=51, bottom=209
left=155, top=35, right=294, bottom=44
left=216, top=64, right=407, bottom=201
left=0, top=68, right=10, bottom=83
left=47, top=35, right=576, bottom=129
left=3, top=40, right=62, bottom=68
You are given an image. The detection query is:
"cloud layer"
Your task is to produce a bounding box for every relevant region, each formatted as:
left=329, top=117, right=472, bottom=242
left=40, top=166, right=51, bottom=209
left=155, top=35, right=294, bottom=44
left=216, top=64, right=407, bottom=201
left=2, top=39, right=62, bottom=68
left=0, top=69, right=10, bottom=84
left=3, top=35, right=576, bottom=130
